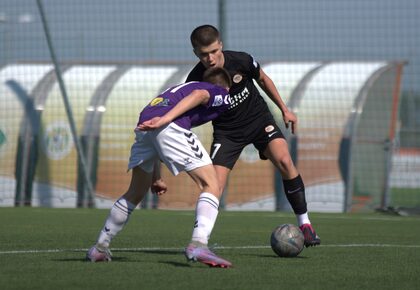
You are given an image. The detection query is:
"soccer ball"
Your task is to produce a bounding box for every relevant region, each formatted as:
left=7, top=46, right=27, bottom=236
left=270, top=224, right=304, bottom=257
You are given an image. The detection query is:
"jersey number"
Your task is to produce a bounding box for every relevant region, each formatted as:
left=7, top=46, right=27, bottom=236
left=211, top=143, right=222, bottom=160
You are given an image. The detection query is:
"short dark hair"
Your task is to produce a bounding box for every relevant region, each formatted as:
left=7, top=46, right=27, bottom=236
left=203, top=67, right=232, bottom=89
left=190, top=24, right=220, bottom=49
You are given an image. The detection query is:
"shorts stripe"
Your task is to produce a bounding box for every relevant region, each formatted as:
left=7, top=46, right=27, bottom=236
left=184, top=132, right=203, bottom=159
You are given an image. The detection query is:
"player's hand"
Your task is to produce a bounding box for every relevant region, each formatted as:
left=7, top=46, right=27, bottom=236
left=283, top=110, right=297, bottom=134
left=137, top=117, right=166, bottom=131
left=151, top=178, right=167, bottom=195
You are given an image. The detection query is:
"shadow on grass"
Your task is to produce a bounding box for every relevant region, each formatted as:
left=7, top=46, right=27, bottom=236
left=52, top=256, right=129, bottom=262
left=53, top=256, right=193, bottom=267
left=247, top=253, right=309, bottom=259
left=158, top=261, right=192, bottom=267
left=52, top=249, right=186, bottom=264
left=118, top=249, right=181, bottom=256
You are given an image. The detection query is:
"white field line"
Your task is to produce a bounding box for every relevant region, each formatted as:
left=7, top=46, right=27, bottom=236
left=1, top=244, right=420, bottom=255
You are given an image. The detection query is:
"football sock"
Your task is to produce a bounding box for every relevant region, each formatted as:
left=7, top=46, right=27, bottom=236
left=297, top=212, right=311, bottom=226
left=96, top=197, right=136, bottom=249
left=283, top=175, right=308, bottom=215
left=191, top=192, right=219, bottom=245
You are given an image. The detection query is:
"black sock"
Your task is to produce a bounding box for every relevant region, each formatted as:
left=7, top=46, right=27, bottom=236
left=283, top=175, right=307, bottom=215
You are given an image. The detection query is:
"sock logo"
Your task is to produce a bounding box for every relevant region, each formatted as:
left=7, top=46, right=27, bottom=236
left=287, top=187, right=302, bottom=194
left=104, top=226, right=110, bottom=232
left=193, top=220, right=198, bottom=228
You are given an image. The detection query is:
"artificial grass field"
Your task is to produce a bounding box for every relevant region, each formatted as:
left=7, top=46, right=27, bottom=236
left=0, top=207, right=419, bottom=290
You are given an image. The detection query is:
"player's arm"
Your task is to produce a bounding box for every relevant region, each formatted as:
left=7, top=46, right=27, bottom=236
left=256, top=68, right=298, bottom=134
left=138, top=89, right=210, bottom=131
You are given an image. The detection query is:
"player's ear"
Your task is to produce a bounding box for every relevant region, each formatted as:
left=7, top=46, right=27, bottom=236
left=219, top=41, right=223, bottom=50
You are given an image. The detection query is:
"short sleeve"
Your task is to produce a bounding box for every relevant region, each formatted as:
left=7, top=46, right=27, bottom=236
left=247, top=53, right=261, bottom=80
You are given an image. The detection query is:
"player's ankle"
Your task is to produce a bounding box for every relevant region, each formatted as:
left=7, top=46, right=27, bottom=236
left=190, top=240, right=207, bottom=247
left=95, top=243, right=109, bottom=251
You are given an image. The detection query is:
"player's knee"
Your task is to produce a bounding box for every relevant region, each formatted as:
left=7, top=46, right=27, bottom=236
left=276, top=154, right=294, bottom=172
left=202, top=182, right=221, bottom=198
left=273, top=155, right=298, bottom=179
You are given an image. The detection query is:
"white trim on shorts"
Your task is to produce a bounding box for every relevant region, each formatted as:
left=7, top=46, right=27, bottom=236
left=128, top=122, right=212, bottom=176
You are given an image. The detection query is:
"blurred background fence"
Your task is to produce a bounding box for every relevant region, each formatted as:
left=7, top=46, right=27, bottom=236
left=0, top=0, right=419, bottom=212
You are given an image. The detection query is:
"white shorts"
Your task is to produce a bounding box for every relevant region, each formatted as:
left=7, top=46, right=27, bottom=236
left=128, top=122, right=212, bottom=176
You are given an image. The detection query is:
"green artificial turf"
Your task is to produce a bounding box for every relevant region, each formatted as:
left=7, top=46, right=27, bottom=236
left=0, top=208, right=419, bottom=290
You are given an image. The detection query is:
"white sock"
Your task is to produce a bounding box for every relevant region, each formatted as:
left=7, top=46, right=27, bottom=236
left=96, top=198, right=136, bottom=248
left=297, top=212, right=310, bottom=226
left=191, top=192, right=219, bottom=245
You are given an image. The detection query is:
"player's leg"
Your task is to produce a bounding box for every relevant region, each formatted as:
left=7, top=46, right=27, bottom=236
left=87, top=129, right=156, bottom=262
left=185, top=164, right=232, bottom=267
left=86, top=166, right=152, bottom=262
left=264, top=138, right=306, bottom=214
left=154, top=123, right=232, bottom=267
left=187, top=164, right=221, bottom=243
left=213, top=165, right=231, bottom=195
left=252, top=122, right=308, bottom=216
left=97, top=166, right=152, bottom=248
left=263, top=138, right=321, bottom=247
left=209, top=133, right=244, bottom=195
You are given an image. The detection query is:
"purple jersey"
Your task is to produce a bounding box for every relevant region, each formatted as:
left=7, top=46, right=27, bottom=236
left=138, top=82, right=230, bottom=130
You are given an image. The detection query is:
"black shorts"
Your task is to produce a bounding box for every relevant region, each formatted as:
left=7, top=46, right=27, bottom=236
left=210, top=118, right=285, bottom=169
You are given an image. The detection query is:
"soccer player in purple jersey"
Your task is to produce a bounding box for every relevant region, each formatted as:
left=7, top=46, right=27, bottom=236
left=187, top=25, right=320, bottom=247
left=87, top=67, right=233, bottom=268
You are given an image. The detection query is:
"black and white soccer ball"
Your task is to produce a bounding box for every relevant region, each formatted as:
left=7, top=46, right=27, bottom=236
left=270, top=223, right=304, bottom=257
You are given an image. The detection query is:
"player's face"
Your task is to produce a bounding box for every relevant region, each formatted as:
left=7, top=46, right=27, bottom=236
left=194, top=40, right=224, bottom=69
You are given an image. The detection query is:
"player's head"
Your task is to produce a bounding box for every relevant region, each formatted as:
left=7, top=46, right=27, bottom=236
left=203, top=67, right=232, bottom=90
left=190, top=25, right=224, bottom=69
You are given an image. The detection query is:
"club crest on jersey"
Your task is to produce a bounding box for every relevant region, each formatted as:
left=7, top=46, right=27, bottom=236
left=233, top=74, right=243, bottom=83
left=212, top=95, right=224, bottom=106
left=265, top=125, right=275, bottom=133
left=212, top=94, right=231, bottom=107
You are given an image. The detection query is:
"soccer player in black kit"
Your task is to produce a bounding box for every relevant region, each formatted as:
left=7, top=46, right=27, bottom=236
left=187, top=24, right=320, bottom=247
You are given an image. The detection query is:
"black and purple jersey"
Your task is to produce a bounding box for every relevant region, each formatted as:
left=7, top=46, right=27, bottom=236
left=138, top=81, right=230, bottom=130
left=186, top=51, right=273, bottom=130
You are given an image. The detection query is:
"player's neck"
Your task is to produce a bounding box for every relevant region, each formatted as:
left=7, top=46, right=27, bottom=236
left=221, top=52, right=225, bottom=67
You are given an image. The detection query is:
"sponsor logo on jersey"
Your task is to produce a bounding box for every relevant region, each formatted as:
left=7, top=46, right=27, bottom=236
left=150, top=97, right=170, bottom=107
left=233, top=74, right=243, bottom=83
left=229, top=87, right=250, bottom=109
left=265, top=125, right=275, bottom=133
